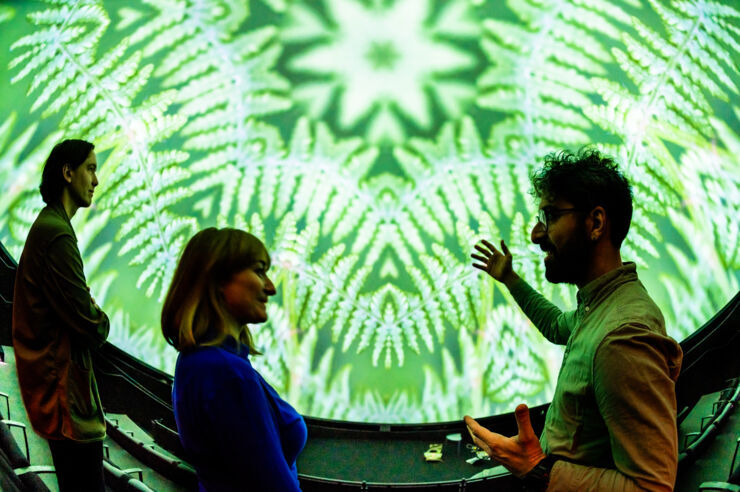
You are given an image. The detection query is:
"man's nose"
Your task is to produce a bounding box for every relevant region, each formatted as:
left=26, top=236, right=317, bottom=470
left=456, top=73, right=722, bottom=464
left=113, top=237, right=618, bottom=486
left=92, top=174, right=99, bottom=187
left=265, top=276, right=276, bottom=295
left=531, top=221, right=546, bottom=244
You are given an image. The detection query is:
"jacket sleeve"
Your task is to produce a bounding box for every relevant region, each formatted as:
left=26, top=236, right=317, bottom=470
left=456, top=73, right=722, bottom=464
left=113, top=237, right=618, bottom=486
left=548, top=325, right=682, bottom=492
left=206, top=369, right=302, bottom=492
left=508, top=278, right=574, bottom=345
left=41, top=233, right=109, bottom=348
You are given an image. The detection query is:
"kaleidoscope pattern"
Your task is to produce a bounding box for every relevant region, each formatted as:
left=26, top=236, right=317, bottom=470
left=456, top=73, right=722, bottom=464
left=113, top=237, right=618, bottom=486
left=1, top=0, right=738, bottom=422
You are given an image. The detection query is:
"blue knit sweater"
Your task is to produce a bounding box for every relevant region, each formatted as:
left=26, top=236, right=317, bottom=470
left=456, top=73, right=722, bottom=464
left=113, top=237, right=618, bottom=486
left=173, top=337, right=307, bottom=491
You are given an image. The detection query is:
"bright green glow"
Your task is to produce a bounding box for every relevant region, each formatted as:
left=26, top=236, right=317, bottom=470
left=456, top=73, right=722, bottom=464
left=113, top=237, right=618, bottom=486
left=0, top=0, right=739, bottom=423
left=365, top=41, right=401, bottom=70
left=284, top=0, right=479, bottom=142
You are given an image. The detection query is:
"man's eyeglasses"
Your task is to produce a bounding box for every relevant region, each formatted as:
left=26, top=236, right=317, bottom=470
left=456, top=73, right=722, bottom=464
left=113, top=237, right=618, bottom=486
left=536, top=207, right=579, bottom=231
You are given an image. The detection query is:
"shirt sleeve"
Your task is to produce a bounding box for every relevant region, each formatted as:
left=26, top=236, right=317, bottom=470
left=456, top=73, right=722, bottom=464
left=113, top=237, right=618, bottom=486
left=508, top=278, right=574, bottom=345
left=40, top=234, right=109, bottom=348
left=205, top=369, right=302, bottom=492
left=548, top=325, right=681, bottom=492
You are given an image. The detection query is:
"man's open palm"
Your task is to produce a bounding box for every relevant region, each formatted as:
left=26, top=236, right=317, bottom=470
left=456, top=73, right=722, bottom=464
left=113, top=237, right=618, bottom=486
left=464, top=404, right=547, bottom=477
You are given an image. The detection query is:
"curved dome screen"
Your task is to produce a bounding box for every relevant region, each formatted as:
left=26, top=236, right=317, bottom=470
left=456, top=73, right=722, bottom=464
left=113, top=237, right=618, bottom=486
left=1, top=0, right=739, bottom=422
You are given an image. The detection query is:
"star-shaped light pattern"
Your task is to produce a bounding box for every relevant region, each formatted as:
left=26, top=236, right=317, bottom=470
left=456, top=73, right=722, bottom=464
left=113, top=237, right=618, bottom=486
left=283, top=0, right=479, bottom=143
left=3, top=0, right=738, bottom=424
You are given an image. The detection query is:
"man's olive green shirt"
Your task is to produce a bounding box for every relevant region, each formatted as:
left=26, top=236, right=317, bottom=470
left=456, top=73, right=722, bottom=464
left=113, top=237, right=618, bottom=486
left=12, top=202, right=109, bottom=442
left=509, top=263, right=682, bottom=491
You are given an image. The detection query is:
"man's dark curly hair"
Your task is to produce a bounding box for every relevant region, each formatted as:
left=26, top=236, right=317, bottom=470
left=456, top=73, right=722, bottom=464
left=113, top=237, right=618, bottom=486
left=39, top=139, right=94, bottom=205
left=530, top=147, right=633, bottom=248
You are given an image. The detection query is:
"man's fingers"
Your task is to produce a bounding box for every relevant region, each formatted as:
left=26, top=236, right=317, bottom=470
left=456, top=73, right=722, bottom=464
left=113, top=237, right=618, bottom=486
left=465, top=416, right=502, bottom=457
left=472, top=434, right=492, bottom=455
left=465, top=416, right=497, bottom=444
left=473, top=244, right=492, bottom=257
left=471, top=253, right=488, bottom=263
left=472, top=263, right=488, bottom=272
left=479, top=239, right=500, bottom=255
left=500, top=240, right=511, bottom=257
left=464, top=415, right=487, bottom=439
left=514, top=403, right=536, bottom=442
left=465, top=415, right=491, bottom=453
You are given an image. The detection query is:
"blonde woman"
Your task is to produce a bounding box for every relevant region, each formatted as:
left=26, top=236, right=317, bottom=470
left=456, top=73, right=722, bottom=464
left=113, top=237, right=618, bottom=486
left=162, top=228, right=306, bottom=491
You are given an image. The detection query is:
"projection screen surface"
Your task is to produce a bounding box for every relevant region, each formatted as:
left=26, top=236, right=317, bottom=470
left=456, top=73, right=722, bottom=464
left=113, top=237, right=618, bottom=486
left=1, top=0, right=739, bottom=422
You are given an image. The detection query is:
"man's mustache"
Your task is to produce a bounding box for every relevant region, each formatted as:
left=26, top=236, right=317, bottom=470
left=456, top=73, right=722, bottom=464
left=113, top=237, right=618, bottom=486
left=540, top=243, right=555, bottom=253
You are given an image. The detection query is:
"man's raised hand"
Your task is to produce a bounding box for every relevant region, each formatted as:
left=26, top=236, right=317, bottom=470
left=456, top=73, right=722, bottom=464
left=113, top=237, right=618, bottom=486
left=471, top=239, right=518, bottom=286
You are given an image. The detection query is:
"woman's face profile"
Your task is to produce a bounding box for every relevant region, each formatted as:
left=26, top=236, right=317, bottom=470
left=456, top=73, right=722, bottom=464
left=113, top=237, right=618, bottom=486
left=220, top=250, right=276, bottom=325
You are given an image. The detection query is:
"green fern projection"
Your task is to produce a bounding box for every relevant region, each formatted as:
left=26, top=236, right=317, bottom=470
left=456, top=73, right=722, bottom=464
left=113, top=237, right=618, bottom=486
left=1, top=0, right=739, bottom=423
left=7, top=0, right=196, bottom=300
left=586, top=0, right=740, bottom=272
left=118, top=0, right=292, bottom=223
left=0, top=113, right=62, bottom=261
left=477, top=0, right=637, bottom=195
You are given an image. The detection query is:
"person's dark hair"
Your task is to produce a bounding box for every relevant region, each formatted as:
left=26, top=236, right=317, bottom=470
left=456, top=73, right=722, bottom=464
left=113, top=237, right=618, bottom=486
left=39, top=139, right=95, bottom=204
left=161, top=228, right=269, bottom=354
left=530, top=147, right=633, bottom=247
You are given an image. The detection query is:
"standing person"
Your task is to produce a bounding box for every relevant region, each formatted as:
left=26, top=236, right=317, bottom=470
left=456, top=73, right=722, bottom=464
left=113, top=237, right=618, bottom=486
left=12, top=139, right=109, bottom=492
left=162, top=228, right=307, bottom=492
left=466, top=148, right=682, bottom=491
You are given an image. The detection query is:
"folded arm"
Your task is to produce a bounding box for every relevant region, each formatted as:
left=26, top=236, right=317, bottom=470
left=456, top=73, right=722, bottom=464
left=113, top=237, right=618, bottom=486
left=42, top=234, right=109, bottom=348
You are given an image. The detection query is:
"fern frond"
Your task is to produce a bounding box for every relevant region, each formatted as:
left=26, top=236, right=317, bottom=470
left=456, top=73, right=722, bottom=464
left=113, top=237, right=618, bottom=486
left=419, top=304, right=559, bottom=421
left=10, top=0, right=192, bottom=301
left=477, top=0, right=632, bottom=193
left=0, top=113, right=63, bottom=259
left=650, top=112, right=740, bottom=272
left=107, top=308, right=175, bottom=373
left=346, top=390, right=423, bottom=423
left=251, top=298, right=352, bottom=420
left=397, top=116, right=516, bottom=228
left=100, top=139, right=194, bottom=300
left=119, top=0, right=292, bottom=220
left=659, top=241, right=738, bottom=341
left=584, top=0, right=739, bottom=221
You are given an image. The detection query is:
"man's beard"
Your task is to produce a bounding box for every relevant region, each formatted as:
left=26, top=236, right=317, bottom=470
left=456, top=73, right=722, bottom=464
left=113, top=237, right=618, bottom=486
left=543, top=225, right=592, bottom=285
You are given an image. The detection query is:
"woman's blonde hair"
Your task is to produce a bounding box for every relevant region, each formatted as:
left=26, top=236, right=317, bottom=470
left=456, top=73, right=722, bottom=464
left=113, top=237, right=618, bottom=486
left=161, top=227, right=269, bottom=354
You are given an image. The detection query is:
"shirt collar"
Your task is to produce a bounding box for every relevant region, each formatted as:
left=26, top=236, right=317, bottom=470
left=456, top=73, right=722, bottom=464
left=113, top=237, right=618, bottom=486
left=220, top=335, right=250, bottom=359
left=576, top=262, right=638, bottom=309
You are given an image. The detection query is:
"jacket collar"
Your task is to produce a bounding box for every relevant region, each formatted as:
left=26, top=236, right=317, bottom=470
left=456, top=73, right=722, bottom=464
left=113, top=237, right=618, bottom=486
left=48, top=202, right=77, bottom=240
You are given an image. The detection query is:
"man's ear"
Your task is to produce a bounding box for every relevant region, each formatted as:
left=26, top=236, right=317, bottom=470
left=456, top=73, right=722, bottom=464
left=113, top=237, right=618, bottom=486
left=590, top=206, right=606, bottom=241
left=62, top=163, right=73, bottom=184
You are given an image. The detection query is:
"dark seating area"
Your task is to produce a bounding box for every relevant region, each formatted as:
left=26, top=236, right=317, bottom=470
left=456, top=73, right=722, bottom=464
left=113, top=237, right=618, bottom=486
left=0, top=418, right=54, bottom=491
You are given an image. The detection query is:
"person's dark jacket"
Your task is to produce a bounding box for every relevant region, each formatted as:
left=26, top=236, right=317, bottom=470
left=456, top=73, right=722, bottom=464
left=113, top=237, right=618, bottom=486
left=12, top=202, right=109, bottom=441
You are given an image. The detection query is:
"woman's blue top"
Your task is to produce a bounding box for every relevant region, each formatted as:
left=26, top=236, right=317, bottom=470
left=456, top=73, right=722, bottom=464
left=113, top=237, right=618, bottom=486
left=173, top=337, right=307, bottom=491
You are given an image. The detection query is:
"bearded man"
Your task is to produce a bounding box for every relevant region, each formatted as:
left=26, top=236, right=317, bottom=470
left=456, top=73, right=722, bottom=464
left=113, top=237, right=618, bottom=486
left=467, top=148, right=682, bottom=491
